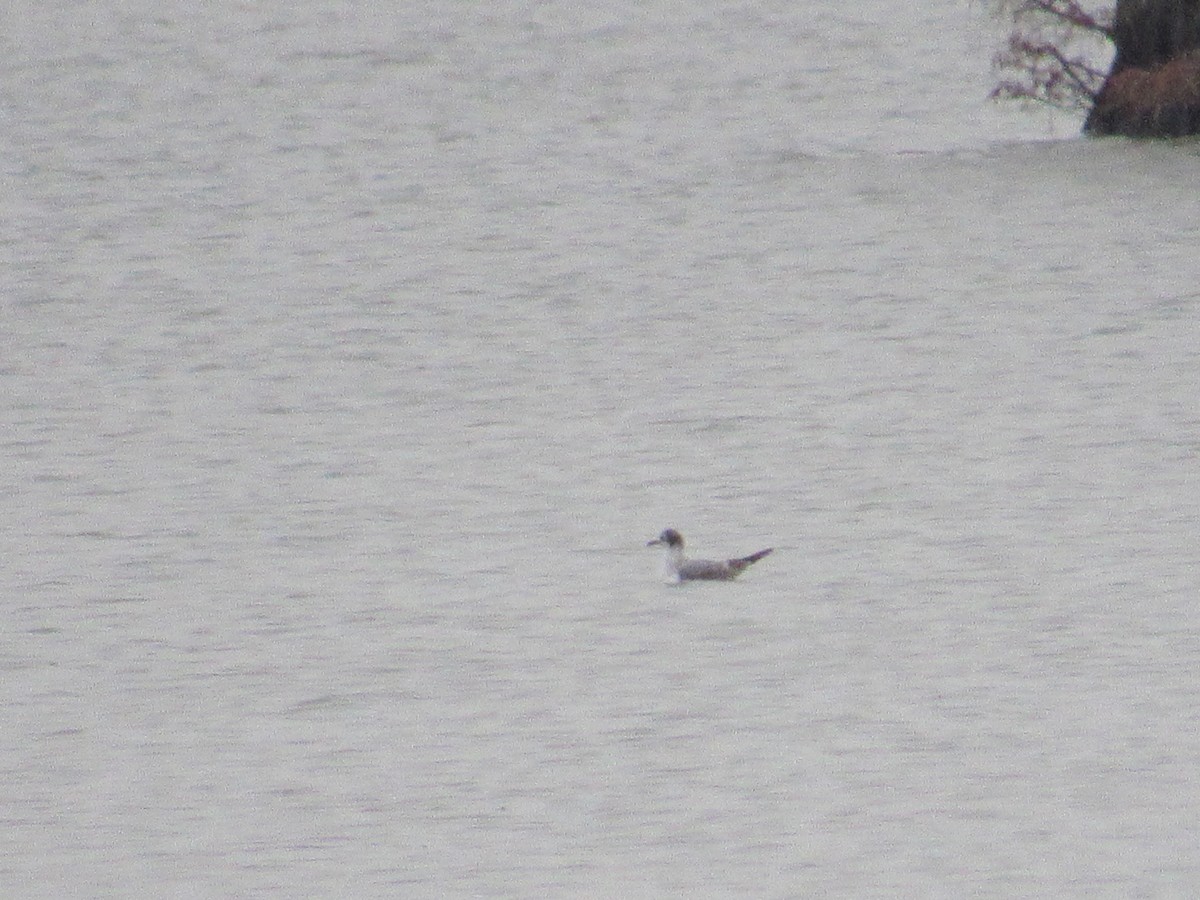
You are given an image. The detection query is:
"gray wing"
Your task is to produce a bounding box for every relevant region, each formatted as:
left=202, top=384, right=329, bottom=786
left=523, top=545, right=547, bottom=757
left=677, top=558, right=735, bottom=581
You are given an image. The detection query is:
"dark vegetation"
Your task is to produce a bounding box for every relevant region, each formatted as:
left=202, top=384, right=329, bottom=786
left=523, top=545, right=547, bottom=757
left=993, top=0, right=1200, bottom=136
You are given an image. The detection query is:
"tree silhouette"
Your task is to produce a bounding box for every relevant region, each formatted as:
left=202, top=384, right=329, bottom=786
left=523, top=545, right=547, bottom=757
left=991, top=1, right=1114, bottom=112
left=994, top=1, right=1200, bottom=135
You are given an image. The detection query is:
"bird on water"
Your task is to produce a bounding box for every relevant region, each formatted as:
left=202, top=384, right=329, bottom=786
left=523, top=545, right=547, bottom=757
left=647, top=528, right=772, bottom=582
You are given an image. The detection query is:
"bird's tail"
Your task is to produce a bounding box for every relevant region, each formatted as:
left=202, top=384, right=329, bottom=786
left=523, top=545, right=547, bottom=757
left=730, top=548, right=773, bottom=573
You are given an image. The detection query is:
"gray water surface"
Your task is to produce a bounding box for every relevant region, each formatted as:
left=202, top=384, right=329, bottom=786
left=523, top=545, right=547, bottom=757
left=5, top=2, right=1199, bottom=897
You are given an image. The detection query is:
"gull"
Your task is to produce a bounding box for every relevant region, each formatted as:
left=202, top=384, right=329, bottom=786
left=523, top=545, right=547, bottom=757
left=647, top=528, right=773, bottom=582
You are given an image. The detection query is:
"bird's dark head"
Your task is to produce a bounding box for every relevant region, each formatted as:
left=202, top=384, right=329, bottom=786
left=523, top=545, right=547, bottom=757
left=647, top=528, right=684, bottom=548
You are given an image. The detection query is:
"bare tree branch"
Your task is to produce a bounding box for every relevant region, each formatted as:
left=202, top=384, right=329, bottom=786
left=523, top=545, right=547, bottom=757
left=1015, top=0, right=1113, bottom=36
left=990, top=1, right=1114, bottom=111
